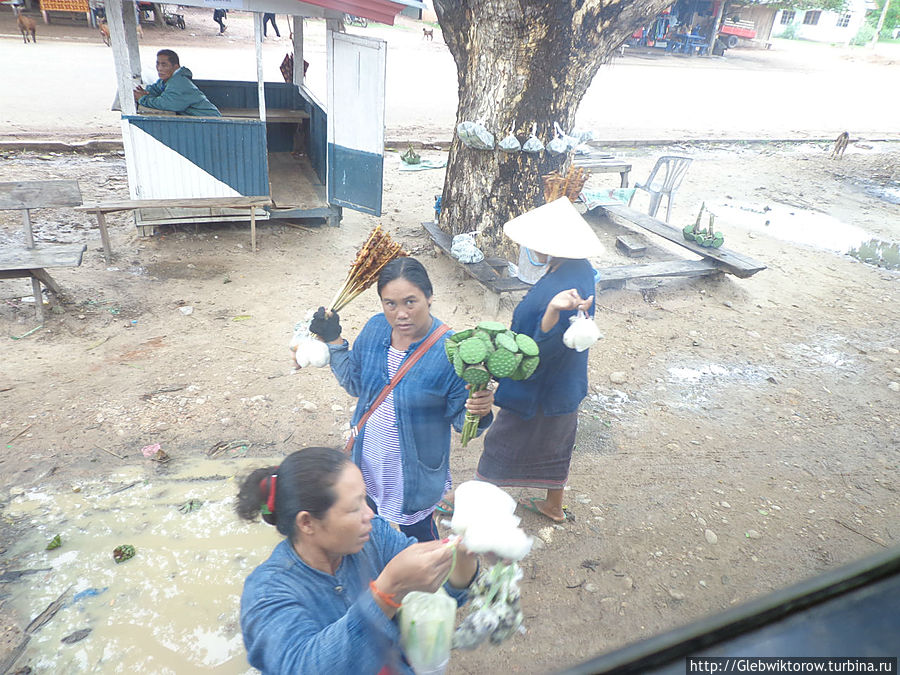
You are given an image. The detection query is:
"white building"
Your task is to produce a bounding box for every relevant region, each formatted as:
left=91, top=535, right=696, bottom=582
left=773, top=0, right=874, bottom=44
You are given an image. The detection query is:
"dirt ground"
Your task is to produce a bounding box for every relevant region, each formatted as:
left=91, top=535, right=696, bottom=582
left=1, top=11, right=899, bottom=675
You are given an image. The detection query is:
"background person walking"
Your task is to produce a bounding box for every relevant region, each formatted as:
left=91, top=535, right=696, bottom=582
left=212, top=8, right=226, bottom=34
left=263, top=12, right=280, bottom=37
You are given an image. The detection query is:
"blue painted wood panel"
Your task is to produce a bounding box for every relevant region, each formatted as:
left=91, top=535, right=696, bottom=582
left=193, top=80, right=303, bottom=111
left=327, top=144, right=382, bottom=217
left=126, top=116, right=268, bottom=196
left=308, top=97, right=327, bottom=186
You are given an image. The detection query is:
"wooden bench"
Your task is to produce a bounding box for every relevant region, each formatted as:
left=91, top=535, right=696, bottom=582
left=423, top=221, right=530, bottom=314
left=588, top=202, right=766, bottom=287
left=0, top=180, right=87, bottom=322
left=76, top=196, right=273, bottom=253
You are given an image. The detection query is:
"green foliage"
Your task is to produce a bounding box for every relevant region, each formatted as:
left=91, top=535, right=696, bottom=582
left=850, top=22, right=875, bottom=45
left=867, top=0, right=899, bottom=33
left=749, top=0, right=847, bottom=11
left=779, top=23, right=798, bottom=39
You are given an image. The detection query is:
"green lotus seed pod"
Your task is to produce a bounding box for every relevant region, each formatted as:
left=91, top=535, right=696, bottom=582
left=477, top=321, right=506, bottom=335
left=711, top=235, right=724, bottom=248
left=515, top=333, right=539, bottom=357
left=487, top=348, right=520, bottom=378
left=495, top=331, right=518, bottom=353
left=453, top=349, right=465, bottom=377
left=519, top=355, right=540, bottom=379
left=445, top=339, right=459, bottom=362
left=458, top=337, right=488, bottom=364
left=462, top=366, right=492, bottom=387
left=450, top=329, right=474, bottom=344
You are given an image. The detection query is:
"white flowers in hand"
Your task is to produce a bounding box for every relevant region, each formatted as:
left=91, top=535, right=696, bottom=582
left=450, top=481, right=533, bottom=561
left=562, top=310, right=601, bottom=352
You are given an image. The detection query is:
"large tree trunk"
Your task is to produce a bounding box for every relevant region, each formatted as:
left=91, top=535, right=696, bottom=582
left=434, top=0, right=669, bottom=258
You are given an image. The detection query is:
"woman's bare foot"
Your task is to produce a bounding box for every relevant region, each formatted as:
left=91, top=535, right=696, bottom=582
left=518, top=497, right=567, bottom=523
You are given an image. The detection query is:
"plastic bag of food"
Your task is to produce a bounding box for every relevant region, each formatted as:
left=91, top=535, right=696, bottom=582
left=289, top=310, right=331, bottom=368
left=400, top=587, right=457, bottom=675
left=521, top=123, right=544, bottom=154
left=497, top=125, right=521, bottom=153
left=547, top=122, right=578, bottom=155
left=450, top=232, right=484, bottom=264
left=456, top=121, right=495, bottom=150
left=562, top=309, right=602, bottom=352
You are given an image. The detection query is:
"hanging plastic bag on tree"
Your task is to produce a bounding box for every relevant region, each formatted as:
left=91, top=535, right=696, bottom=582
left=521, top=123, right=544, bottom=154
left=497, top=124, right=521, bottom=153
left=456, top=121, right=495, bottom=150
left=547, top=122, right=579, bottom=155
left=399, top=587, right=457, bottom=675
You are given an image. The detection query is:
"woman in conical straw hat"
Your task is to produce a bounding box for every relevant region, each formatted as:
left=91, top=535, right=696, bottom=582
left=475, top=198, right=603, bottom=523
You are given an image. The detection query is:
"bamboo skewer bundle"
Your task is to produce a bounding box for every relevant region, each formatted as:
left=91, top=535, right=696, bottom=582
left=541, top=165, right=590, bottom=203
left=329, top=225, right=408, bottom=312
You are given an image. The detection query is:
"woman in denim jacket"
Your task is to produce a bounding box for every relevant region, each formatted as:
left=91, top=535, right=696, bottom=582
left=238, top=447, right=478, bottom=674
left=310, top=258, right=493, bottom=542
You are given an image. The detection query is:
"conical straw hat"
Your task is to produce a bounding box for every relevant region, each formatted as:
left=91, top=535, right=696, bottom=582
left=503, top=197, right=605, bottom=259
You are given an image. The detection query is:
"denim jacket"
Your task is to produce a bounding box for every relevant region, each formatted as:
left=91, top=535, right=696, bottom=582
left=241, top=517, right=468, bottom=674
left=494, top=258, right=596, bottom=420
left=329, top=315, right=491, bottom=514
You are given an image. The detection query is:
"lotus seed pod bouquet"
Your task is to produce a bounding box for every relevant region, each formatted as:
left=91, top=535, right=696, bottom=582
left=445, top=321, right=540, bottom=446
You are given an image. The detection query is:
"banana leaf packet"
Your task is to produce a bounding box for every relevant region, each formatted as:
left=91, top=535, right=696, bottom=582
left=113, top=544, right=136, bottom=564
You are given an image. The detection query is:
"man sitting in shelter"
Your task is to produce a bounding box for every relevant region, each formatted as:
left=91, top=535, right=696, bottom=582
left=133, top=49, right=221, bottom=117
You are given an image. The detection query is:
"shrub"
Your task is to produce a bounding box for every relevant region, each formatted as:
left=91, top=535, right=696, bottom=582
left=850, top=23, right=875, bottom=45
left=779, top=23, right=798, bottom=39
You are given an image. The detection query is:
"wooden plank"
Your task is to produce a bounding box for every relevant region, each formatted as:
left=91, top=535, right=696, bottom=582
left=0, top=244, right=87, bottom=271
left=423, top=221, right=530, bottom=294
left=616, top=234, right=647, bottom=258
left=76, top=197, right=272, bottom=213
left=268, top=152, right=326, bottom=209
left=0, top=180, right=82, bottom=210
left=595, top=203, right=766, bottom=279
left=219, top=108, right=309, bottom=122
left=595, top=259, right=722, bottom=289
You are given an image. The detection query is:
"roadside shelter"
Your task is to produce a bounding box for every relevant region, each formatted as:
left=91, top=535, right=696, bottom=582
left=103, top=0, right=423, bottom=232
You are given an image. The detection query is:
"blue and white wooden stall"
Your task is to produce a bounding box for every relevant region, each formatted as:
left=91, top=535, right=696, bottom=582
left=103, top=0, right=424, bottom=232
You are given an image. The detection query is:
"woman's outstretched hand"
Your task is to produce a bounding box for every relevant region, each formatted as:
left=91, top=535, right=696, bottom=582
left=541, top=289, right=594, bottom=332
left=373, top=541, right=456, bottom=616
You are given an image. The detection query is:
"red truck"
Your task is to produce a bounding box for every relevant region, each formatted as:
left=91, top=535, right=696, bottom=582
left=719, top=19, right=757, bottom=47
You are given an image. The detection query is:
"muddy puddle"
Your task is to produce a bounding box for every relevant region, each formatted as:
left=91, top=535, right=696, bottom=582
left=2, top=458, right=282, bottom=673
left=712, top=199, right=900, bottom=271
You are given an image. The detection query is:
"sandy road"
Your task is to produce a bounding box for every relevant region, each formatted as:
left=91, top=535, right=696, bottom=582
left=1, top=9, right=898, bottom=144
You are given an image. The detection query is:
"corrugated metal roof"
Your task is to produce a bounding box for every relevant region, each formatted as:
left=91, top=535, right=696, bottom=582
left=297, top=0, right=423, bottom=25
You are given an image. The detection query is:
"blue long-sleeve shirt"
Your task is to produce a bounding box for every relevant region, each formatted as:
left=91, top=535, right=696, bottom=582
left=241, top=517, right=468, bottom=674
left=328, top=315, right=491, bottom=515
left=494, top=258, right=596, bottom=419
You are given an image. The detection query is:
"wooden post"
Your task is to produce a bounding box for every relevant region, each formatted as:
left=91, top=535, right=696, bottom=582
left=96, top=212, right=112, bottom=263
left=122, top=0, right=142, bottom=82
left=21, top=210, right=43, bottom=321
left=151, top=2, right=165, bottom=27
left=870, top=0, right=892, bottom=47
left=106, top=0, right=138, bottom=115
left=707, top=0, right=727, bottom=55
left=292, top=16, right=305, bottom=86
left=250, top=207, right=257, bottom=252
left=255, top=13, right=266, bottom=122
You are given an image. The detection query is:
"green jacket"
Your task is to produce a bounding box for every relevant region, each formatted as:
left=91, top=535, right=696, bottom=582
left=139, top=67, right=221, bottom=117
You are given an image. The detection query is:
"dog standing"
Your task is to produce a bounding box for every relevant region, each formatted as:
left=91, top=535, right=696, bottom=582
left=12, top=4, right=36, bottom=44
left=423, top=27, right=434, bottom=41
left=98, top=18, right=143, bottom=46
left=831, top=131, right=849, bottom=160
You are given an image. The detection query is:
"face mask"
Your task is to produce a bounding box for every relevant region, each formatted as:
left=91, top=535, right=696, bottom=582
left=515, top=247, right=547, bottom=284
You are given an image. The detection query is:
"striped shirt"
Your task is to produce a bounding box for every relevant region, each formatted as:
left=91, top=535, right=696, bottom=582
left=360, top=346, right=452, bottom=525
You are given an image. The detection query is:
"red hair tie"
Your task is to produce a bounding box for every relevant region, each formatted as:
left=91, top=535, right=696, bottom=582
left=259, top=474, right=277, bottom=515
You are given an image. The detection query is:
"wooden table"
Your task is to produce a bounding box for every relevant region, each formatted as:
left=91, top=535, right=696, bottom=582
left=574, top=155, right=633, bottom=188
left=76, top=196, right=273, bottom=255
